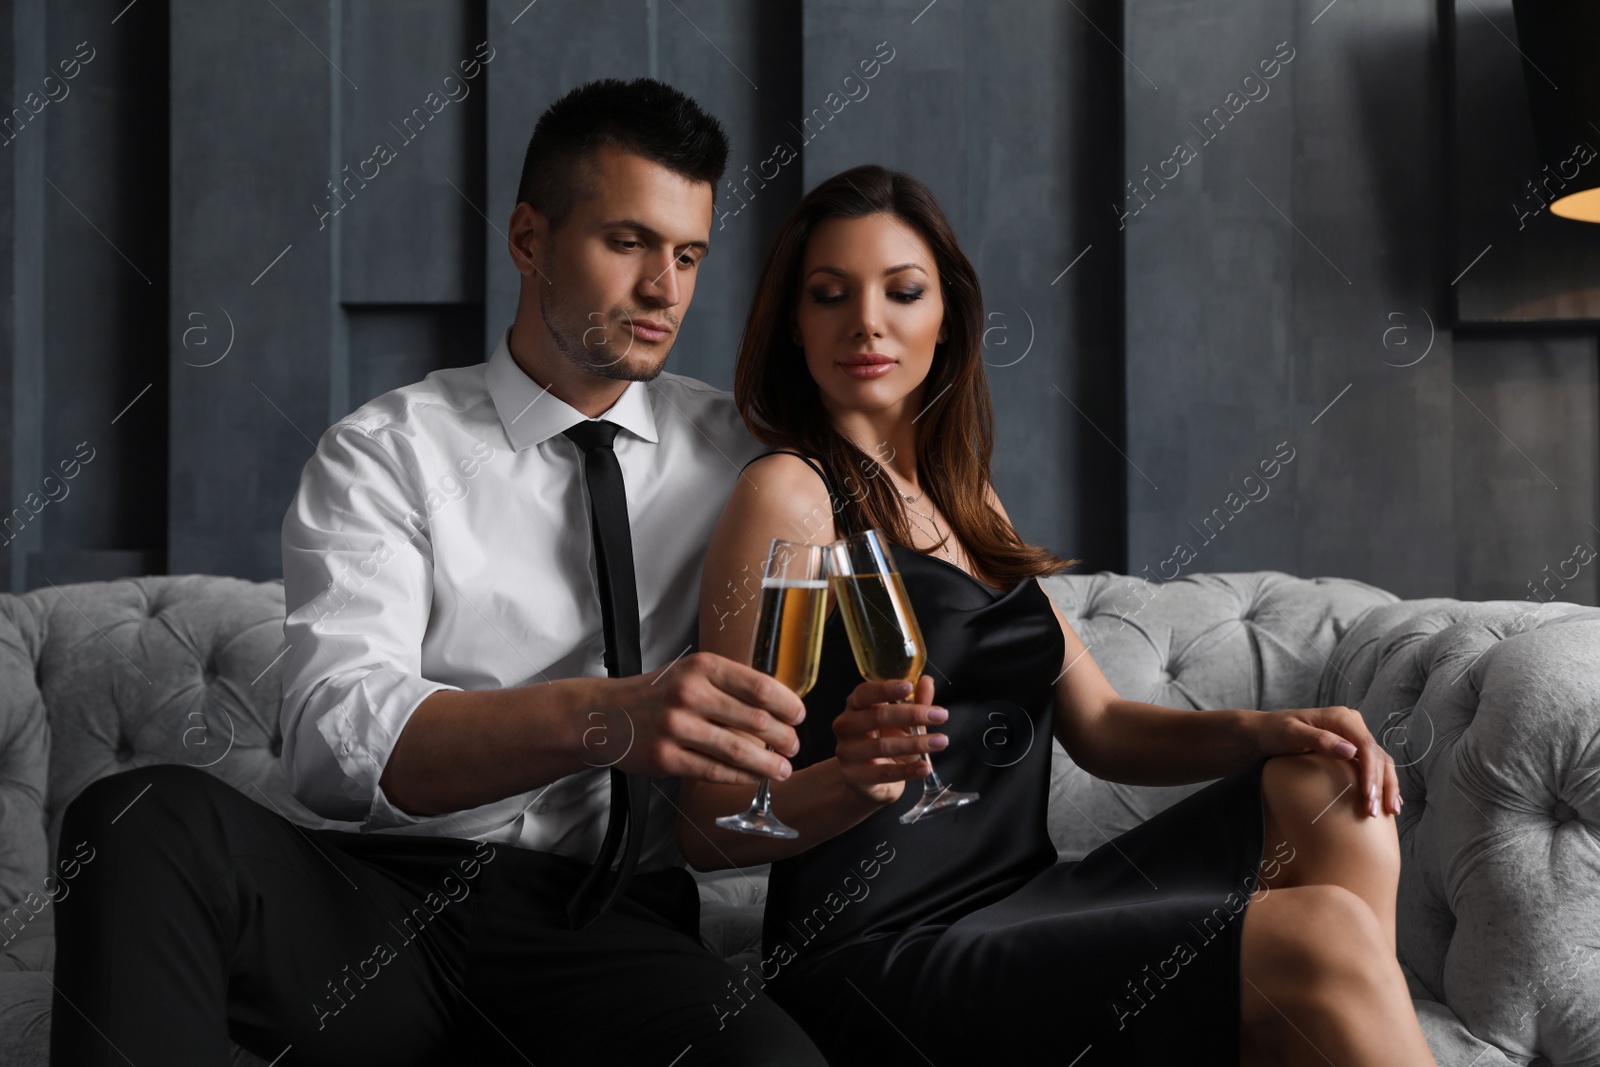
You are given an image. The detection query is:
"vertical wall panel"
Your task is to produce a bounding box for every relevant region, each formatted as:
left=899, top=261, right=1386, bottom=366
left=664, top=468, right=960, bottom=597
left=35, top=2, right=168, bottom=589
left=655, top=0, right=802, bottom=388
left=346, top=304, right=485, bottom=409
left=167, top=0, right=339, bottom=580
left=1122, top=0, right=1300, bottom=583
left=484, top=0, right=652, bottom=355
left=2, top=0, right=46, bottom=593
left=338, top=2, right=486, bottom=309
left=1291, top=2, right=1458, bottom=598
left=4, top=0, right=168, bottom=592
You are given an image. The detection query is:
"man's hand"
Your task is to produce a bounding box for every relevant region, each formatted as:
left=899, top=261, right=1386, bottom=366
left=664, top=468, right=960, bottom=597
left=831, top=675, right=945, bottom=804
left=584, top=652, right=806, bottom=784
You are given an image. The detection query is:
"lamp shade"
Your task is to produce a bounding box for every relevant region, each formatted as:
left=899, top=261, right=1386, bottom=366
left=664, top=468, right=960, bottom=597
left=1510, top=0, right=1600, bottom=222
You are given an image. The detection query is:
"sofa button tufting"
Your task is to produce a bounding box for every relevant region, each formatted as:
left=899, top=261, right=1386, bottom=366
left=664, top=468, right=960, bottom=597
left=270, top=737, right=283, bottom=757
left=115, top=744, right=134, bottom=762
left=1552, top=799, right=1578, bottom=823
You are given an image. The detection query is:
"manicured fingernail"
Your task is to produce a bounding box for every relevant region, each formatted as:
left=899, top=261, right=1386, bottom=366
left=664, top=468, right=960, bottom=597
left=1368, top=786, right=1379, bottom=817
left=1335, top=741, right=1356, bottom=758
left=777, top=762, right=792, bottom=780
left=929, top=707, right=949, bottom=722
left=929, top=734, right=949, bottom=748
left=893, top=681, right=913, bottom=696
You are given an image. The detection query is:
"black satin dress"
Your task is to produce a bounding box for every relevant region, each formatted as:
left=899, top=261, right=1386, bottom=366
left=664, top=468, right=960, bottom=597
left=752, top=452, right=1272, bottom=1067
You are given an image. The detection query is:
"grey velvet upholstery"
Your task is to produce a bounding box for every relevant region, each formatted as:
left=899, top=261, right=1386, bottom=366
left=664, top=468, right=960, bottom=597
left=1, top=572, right=1596, bottom=1065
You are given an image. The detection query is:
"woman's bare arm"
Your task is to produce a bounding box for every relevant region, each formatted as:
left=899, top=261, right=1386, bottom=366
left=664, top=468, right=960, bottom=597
left=977, top=482, right=1263, bottom=785
left=675, top=454, right=937, bottom=870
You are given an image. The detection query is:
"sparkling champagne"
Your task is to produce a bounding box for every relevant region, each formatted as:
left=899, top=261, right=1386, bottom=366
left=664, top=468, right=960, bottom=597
left=716, top=540, right=828, bottom=840
left=830, top=572, right=926, bottom=684
left=749, top=578, right=830, bottom=698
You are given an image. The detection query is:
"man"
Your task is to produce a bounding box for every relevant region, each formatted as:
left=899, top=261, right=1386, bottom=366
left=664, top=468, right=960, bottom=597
left=50, top=78, right=827, bottom=1066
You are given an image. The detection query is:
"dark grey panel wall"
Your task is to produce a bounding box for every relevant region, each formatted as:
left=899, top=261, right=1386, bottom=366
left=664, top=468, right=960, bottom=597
left=1122, top=0, right=1597, bottom=605
left=340, top=3, right=487, bottom=306
left=652, top=1, right=803, bottom=387
left=483, top=0, right=802, bottom=388
left=800, top=0, right=1126, bottom=570
left=168, top=0, right=341, bottom=580
left=4, top=0, right=168, bottom=592
left=1453, top=333, right=1599, bottom=602
left=5, top=0, right=1594, bottom=605
left=1122, top=0, right=1305, bottom=585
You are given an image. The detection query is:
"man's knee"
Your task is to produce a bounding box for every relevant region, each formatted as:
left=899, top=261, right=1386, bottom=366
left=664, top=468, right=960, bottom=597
left=61, top=763, right=233, bottom=845
left=692, top=992, right=829, bottom=1067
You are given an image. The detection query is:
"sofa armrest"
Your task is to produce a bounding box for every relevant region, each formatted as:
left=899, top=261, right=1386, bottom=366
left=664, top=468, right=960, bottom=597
left=1343, top=600, right=1600, bottom=1065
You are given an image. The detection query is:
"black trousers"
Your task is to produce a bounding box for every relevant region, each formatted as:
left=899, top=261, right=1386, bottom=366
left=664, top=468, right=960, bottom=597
left=49, top=764, right=827, bottom=1066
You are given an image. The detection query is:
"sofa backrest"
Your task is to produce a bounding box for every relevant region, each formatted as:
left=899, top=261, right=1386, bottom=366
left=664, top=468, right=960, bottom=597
left=0, top=568, right=1397, bottom=911
left=1037, top=569, right=1399, bottom=858
left=0, top=574, right=357, bottom=917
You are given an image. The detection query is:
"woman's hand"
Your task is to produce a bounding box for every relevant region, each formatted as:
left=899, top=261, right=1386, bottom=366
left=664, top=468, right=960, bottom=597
left=831, top=675, right=946, bottom=805
left=1253, top=705, right=1400, bottom=817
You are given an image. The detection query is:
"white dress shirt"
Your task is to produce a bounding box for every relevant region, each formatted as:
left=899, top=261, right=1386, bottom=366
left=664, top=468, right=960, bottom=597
left=279, top=324, right=767, bottom=870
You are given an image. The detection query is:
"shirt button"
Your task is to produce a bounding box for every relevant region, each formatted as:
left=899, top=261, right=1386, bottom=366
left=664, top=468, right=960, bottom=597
left=535, top=801, right=552, bottom=814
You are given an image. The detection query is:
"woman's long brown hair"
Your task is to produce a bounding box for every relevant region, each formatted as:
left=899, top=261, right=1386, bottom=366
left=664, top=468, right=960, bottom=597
left=733, top=164, right=1080, bottom=591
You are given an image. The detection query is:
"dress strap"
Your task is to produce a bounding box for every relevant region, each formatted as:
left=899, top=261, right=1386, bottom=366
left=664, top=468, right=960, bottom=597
left=739, top=449, right=857, bottom=537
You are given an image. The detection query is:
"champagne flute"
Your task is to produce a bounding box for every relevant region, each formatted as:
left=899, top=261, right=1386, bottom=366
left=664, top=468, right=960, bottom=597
left=828, top=528, right=979, bottom=823
left=715, top=539, right=831, bottom=838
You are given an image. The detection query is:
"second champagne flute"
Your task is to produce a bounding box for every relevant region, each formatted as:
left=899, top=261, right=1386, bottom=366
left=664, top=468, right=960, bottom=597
left=714, top=539, right=830, bottom=839
left=827, top=528, right=979, bottom=823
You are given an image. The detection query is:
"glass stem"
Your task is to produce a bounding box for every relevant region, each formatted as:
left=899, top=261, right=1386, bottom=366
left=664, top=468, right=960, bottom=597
left=752, top=777, right=774, bottom=815
left=900, top=695, right=947, bottom=790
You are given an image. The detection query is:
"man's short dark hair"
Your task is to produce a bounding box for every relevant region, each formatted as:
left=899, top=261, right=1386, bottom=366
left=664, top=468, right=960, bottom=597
left=516, top=78, right=730, bottom=230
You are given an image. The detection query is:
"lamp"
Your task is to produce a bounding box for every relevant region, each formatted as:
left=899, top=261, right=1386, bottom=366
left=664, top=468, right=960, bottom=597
left=1510, top=0, right=1600, bottom=223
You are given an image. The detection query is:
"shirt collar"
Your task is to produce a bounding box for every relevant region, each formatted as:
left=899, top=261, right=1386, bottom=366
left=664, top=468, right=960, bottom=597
left=485, top=324, right=660, bottom=452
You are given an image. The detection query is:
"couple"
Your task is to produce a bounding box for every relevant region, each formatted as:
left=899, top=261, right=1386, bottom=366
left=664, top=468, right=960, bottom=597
left=48, top=77, right=1431, bottom=1067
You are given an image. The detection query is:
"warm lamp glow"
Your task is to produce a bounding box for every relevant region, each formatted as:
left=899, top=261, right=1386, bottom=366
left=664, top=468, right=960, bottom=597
left=1550, top=186, right=1600, bottom=223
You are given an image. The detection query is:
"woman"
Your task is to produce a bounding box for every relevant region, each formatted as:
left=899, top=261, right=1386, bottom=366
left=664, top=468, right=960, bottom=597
left=678, top=165, right=1433, bottom=1066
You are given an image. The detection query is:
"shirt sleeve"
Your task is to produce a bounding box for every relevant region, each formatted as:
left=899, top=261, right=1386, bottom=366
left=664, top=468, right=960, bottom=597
left=279, top=419, right=462, bottom=829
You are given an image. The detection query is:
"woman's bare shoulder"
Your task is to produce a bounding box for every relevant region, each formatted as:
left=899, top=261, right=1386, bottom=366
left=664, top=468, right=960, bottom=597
left=724, top=451, right=839, bottom=542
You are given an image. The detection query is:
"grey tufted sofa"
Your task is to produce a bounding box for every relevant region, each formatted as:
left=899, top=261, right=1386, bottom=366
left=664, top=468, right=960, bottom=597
left=1, top=571, right=1596, bottom=1065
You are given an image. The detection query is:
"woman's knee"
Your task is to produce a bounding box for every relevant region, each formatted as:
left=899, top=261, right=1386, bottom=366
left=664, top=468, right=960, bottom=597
left=1262, top=753, right=1400, bottom=862
left=1262, top=751, right=1359, bottom=806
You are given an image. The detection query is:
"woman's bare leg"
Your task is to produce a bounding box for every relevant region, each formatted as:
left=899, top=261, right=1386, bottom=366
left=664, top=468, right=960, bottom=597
left=1238, top=885, right=1436, bottom=1066
left=1238, top=753, right=1435, bottom=1066
left=1257, top=752, right=1403, bottom=949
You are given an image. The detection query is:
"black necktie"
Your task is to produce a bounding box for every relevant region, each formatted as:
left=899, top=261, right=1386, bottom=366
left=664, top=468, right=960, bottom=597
left=561, top=419, right=650, bottom=931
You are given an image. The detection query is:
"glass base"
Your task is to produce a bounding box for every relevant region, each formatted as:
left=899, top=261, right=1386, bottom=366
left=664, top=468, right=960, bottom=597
left=899, top=784, right=980, bottom=824
left=715, top=809, right=799, bottom=839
